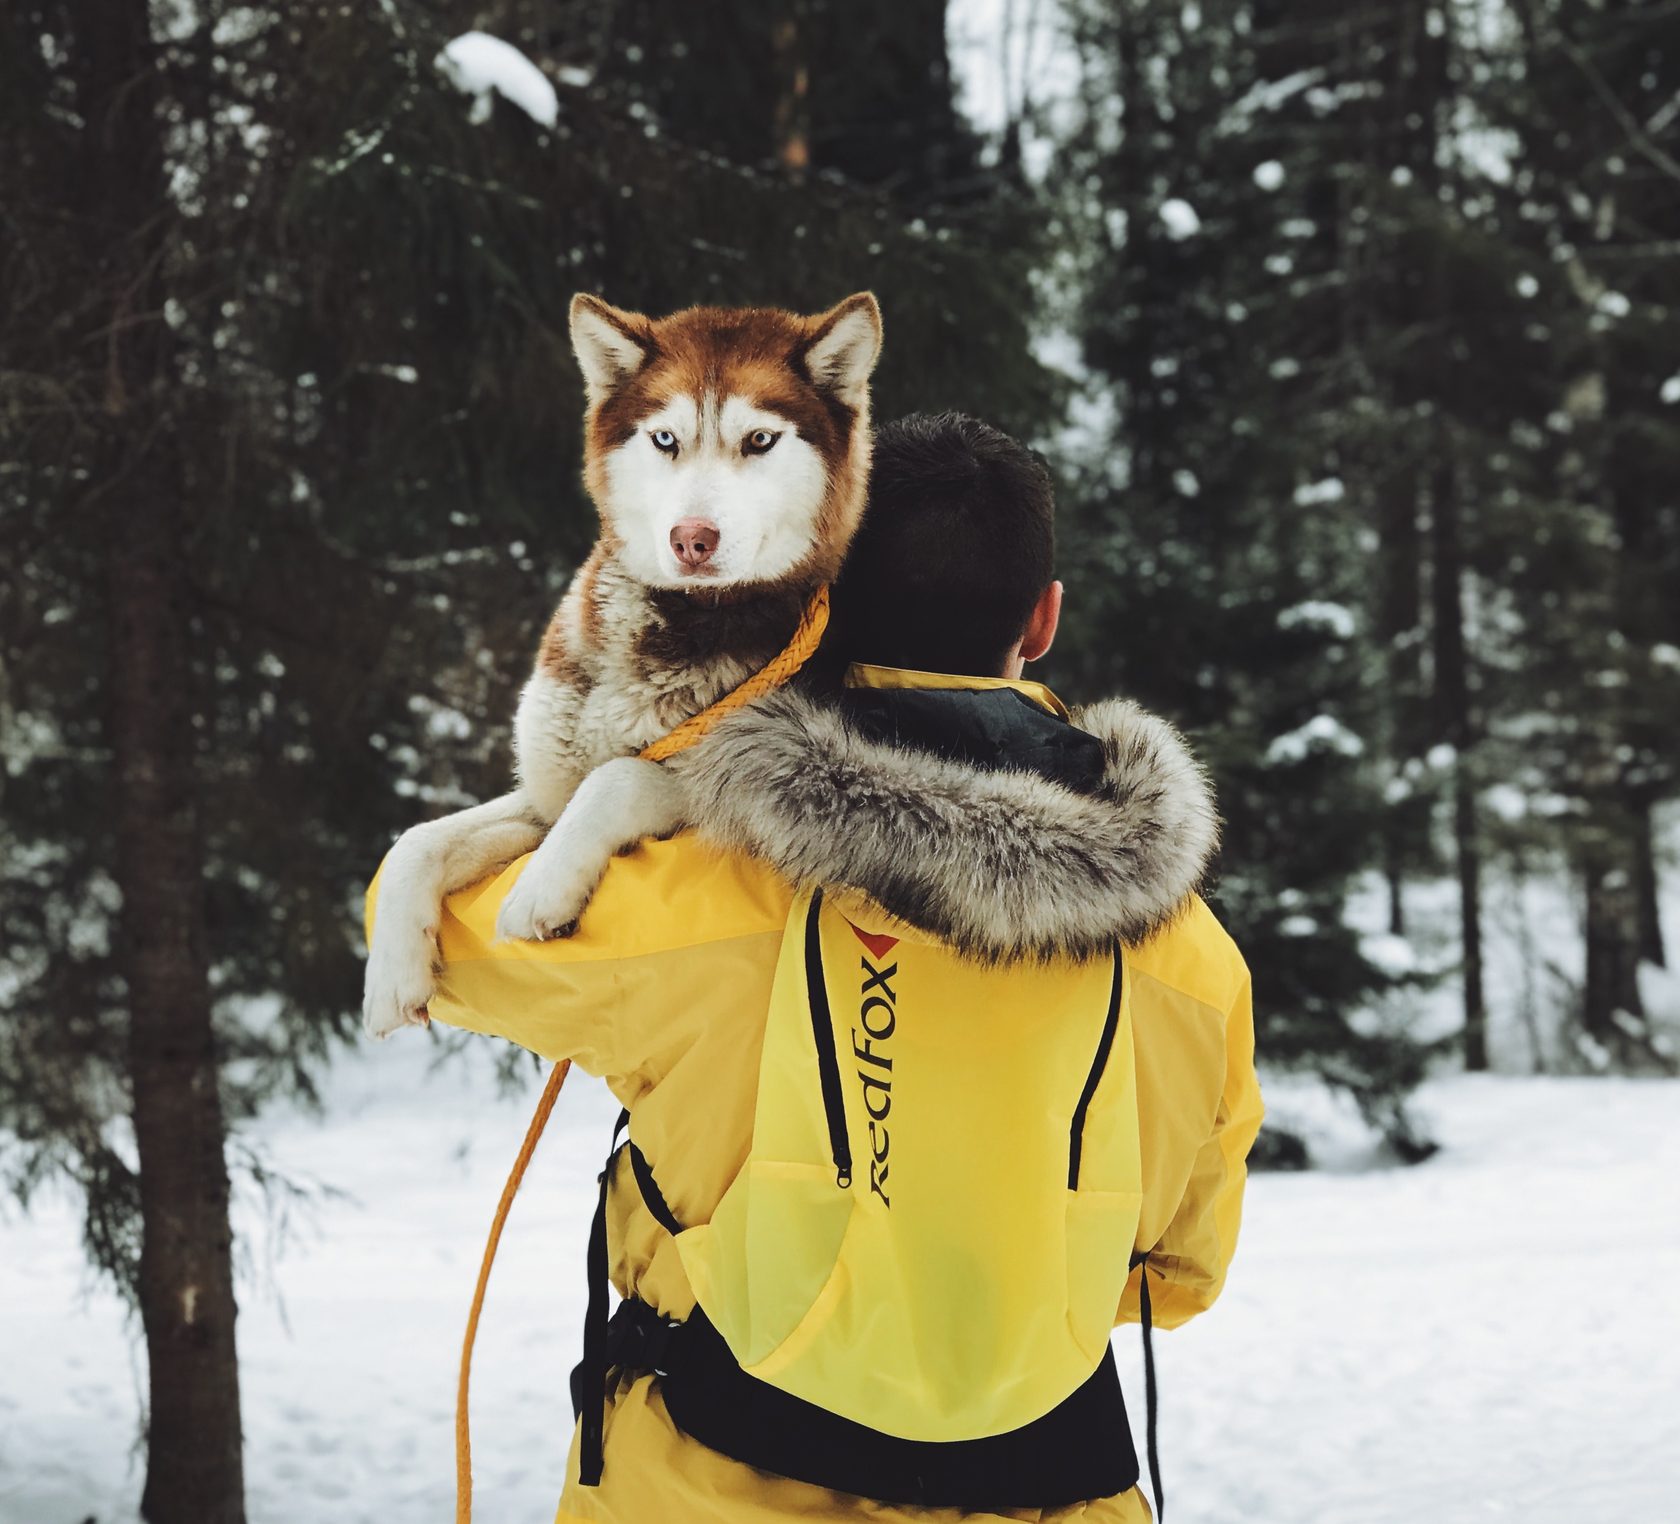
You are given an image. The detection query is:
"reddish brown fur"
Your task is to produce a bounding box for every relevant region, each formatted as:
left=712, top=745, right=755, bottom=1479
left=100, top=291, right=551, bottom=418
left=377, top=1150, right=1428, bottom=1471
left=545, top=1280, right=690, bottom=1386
left=582, top=302, right=868, bottom=591
left=564, top=297, right=875, bottom=683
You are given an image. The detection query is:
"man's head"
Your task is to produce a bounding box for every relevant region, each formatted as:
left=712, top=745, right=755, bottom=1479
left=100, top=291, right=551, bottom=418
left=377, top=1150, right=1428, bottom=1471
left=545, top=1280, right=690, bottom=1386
left=828, top=411, right=1062, bottom=679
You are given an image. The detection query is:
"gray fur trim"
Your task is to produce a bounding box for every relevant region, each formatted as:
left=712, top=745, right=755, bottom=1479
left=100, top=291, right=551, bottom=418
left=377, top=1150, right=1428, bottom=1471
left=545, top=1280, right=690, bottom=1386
left=667, top=688, right=1219, bottom=961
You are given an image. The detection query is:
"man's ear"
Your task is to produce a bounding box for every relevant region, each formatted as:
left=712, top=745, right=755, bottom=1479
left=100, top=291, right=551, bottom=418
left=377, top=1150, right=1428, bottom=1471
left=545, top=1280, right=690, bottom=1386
left=1019, top=580, right=1063, bottom=664
left=803, top=293, right=883, bottom=401
left=570, top=293, right=654, bottom=402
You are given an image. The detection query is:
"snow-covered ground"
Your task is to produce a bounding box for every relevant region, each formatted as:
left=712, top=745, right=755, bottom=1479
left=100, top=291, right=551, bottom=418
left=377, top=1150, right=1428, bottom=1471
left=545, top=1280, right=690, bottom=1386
left=4, top=1038, right=1677, bottom=1524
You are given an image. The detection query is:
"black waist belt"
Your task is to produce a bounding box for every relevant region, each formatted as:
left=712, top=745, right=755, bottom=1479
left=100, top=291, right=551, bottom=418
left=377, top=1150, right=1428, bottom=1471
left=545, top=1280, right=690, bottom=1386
left=665, top=1299, right=1138, bottom=1511
left=570, top=1111, right=1149, bottom=1513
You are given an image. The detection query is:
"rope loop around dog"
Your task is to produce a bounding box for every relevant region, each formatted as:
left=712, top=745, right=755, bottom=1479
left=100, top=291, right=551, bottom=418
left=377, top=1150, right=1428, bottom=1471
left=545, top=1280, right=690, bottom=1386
left=638, top=584, right=830, bottom=761
left=456, top=583, right=830, bottom=1523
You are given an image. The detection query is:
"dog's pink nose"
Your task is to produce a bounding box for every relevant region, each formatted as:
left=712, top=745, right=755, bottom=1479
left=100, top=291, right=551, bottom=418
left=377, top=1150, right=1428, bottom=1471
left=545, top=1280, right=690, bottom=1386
left=670, top=518, right=721, bottom=570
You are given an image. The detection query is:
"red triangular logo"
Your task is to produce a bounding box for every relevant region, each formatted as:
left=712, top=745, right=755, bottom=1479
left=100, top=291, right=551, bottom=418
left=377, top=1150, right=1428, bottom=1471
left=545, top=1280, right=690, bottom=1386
left=846, top=919, right=899, bottom=960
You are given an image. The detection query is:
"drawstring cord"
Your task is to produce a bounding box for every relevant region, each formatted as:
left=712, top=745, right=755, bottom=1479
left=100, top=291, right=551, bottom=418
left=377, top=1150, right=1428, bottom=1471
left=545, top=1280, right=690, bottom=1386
left=1136, top=1252, right=1165, bottom=1522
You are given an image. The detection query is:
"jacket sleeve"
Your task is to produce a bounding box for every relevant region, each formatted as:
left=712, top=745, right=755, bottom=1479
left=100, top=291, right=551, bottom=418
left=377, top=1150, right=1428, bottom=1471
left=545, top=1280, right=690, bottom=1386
left=363, top=838, right=789, bottom=1084
left=1118, top=974, right=1264, bottom=1330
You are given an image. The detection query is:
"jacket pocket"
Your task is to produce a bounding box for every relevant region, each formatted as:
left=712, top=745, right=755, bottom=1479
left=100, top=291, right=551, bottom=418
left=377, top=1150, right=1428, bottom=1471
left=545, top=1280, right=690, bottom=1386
left=1065, top=1187, right=1145, bottom=1364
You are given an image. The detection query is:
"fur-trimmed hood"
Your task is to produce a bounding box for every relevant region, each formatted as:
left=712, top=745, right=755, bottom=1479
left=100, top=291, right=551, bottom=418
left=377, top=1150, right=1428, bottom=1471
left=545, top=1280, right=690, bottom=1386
left=668, top=683, right=1219, bottom=961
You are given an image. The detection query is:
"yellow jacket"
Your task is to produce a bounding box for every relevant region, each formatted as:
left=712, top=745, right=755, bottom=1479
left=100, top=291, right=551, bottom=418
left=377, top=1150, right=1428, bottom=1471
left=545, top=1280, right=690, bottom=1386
left=387, top=667, right=1262, bottom=1523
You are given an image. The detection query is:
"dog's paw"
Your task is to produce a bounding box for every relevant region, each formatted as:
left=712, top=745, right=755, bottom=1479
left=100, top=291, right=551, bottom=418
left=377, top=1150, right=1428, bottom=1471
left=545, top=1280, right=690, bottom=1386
left=494, top=857, right=599, bottom=943
left=362, top=929, right=437, bottom=1039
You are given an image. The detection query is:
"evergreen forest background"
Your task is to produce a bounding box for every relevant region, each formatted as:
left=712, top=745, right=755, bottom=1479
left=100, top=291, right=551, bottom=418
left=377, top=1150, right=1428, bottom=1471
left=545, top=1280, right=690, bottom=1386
left=3, top=2, right=1677, bottom=1518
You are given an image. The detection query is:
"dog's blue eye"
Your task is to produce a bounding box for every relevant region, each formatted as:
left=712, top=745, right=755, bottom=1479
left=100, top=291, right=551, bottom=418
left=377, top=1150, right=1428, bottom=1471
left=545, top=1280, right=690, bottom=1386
left=743, top=429, right=780, bottom=455
left=651, top=429, right=678, bottom=455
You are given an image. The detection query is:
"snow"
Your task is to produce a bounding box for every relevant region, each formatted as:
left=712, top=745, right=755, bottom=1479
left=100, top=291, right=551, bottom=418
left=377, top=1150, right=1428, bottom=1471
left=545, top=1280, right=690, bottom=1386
left=1252, top=159, right=1285, bottom=191
left=1293, top=477, right=1346, bottom=506
left=945, top=0, right=1082, bottom=176
left=1159, top=197, right=1202, bottom=239
left=1484, top=782, right=1530, bottom=822
left=1454, top=118, right=1519, bottom=185
left=6, top=1046, right=1679, bottom=1523
left=1660, top=374, right=1680, bottom=406
left=1222, top=68, right=1327, bottom=133
left=1637, top=960, right=1680, bottom=1052
left=0, top=1040, right=622, bottom=1524
left=435, top=33, right=559, bottom=129
left=1265, top=713, right=1365, bottom=764
left=1278, top=600, right=1356, bottom=639
left=1360, top=930, right=1418, bottom=976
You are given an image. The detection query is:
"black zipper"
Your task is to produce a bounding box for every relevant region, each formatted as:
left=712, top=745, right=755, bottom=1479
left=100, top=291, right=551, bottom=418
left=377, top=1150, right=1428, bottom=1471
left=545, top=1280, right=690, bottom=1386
left=1068, top=945, right=1124, bottom=1190
left=803, top=889, right=854, bottom=1188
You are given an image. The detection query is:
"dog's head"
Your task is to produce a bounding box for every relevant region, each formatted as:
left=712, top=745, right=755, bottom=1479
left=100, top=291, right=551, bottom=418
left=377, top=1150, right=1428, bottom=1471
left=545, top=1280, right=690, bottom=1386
left=569, top=293, right=883, bottom=591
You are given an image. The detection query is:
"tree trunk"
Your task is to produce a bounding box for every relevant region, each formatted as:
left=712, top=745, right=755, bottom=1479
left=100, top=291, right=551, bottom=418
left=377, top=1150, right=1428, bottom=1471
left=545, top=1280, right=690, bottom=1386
left=74, top=1, right=248, bottom=1518
left=772, top=4, right=810, bottom=176
left=1451, top=737, right=1487, bottom=1071
left=1581, top=838, right=1645, bottom=1059
left=1412, top=11, right=1488, bottom=1069
left=109, top=500, right=248, bottom=1524
left=1430, top=453, right=1487, bottom=1070
left=1113, top=11, right=1162, bottom=497
left=1375, top=461, right=1424, bottom=937
left=1633, top=795, right=1666, bottom=969
left=1366, top=0, right=1443, bottom=937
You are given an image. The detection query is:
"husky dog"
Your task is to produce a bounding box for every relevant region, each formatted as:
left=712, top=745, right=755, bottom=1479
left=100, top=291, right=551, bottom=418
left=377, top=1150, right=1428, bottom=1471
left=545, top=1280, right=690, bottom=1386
left=363, top=292, right=883, bottom=1038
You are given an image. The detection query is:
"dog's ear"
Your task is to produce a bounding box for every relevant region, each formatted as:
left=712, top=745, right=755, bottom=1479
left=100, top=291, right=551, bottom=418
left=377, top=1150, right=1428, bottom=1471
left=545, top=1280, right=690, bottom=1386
left=570, top=294, right=655, bottom=402
left=802, top=293, right=883, bottom=402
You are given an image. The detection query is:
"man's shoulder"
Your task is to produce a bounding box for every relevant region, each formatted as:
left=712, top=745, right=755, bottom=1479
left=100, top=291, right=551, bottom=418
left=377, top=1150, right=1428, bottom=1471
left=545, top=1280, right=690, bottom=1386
left=429, top=833, right=794, bottom=966
left=590, top=832, right=796, bottom=947
left=1126, top=894, right=1249, bottom=1017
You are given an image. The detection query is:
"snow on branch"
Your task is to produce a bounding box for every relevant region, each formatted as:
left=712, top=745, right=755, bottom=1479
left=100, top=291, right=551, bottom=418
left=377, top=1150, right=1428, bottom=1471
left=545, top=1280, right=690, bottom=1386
left=1265, top=714, right=1366, bottom=766
left=435, top=33, right=559, bottom=129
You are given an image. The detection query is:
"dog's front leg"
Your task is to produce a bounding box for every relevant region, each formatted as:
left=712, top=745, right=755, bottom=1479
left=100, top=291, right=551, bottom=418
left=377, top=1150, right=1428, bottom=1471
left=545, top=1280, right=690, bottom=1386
left=364, top=789, right=551, bottom=1037
left=495, top=758, right=686, bottom=942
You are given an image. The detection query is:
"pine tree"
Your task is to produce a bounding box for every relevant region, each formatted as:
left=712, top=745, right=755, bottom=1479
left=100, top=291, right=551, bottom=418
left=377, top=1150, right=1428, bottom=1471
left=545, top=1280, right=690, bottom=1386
left=1, top=1, right=1056, bottom=1509
left=1489, top=0, right=1680, bottom=1069
left=1045, top=0, right=1435, bottom=1142
left=1038, top=0, right=1677, bottom=1086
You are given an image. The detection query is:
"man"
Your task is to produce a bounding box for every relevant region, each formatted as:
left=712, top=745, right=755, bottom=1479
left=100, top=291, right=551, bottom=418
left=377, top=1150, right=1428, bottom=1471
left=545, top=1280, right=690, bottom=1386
left=387, top=412, right=1262, bottom=1522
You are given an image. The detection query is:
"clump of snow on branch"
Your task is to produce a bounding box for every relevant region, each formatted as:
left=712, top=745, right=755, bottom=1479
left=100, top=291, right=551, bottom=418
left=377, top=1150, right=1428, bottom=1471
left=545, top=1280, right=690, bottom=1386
left=1278, top=601, right=1356, bottom=639
left=1361, top=932, right=1417, bottom=977
left=436, top=33, right=559, bottom=129
left=1266, top=714, right=1365, bottom=765
left=1293, top=477, right=1346, bottom=506
left=1159, top=198, right=1202, bottom=239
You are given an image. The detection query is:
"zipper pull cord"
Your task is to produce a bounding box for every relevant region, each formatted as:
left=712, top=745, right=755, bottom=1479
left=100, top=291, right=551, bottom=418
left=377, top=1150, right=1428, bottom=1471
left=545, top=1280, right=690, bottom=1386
left=803, top=889, right=854, bottom=1189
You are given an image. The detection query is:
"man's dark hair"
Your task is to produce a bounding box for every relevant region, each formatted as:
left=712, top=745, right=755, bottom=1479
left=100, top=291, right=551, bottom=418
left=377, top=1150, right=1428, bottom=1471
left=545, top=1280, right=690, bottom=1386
left=828, top=411, right=1055, bottom=677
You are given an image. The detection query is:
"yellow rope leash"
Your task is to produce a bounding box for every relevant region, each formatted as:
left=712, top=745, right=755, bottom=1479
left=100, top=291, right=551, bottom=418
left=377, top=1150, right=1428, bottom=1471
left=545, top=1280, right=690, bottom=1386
left=456, top=584, right=830, bottom=1523
left=638, top=584, right=831, bottom=761
left=455, top=1057, right=570, bottom=1524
